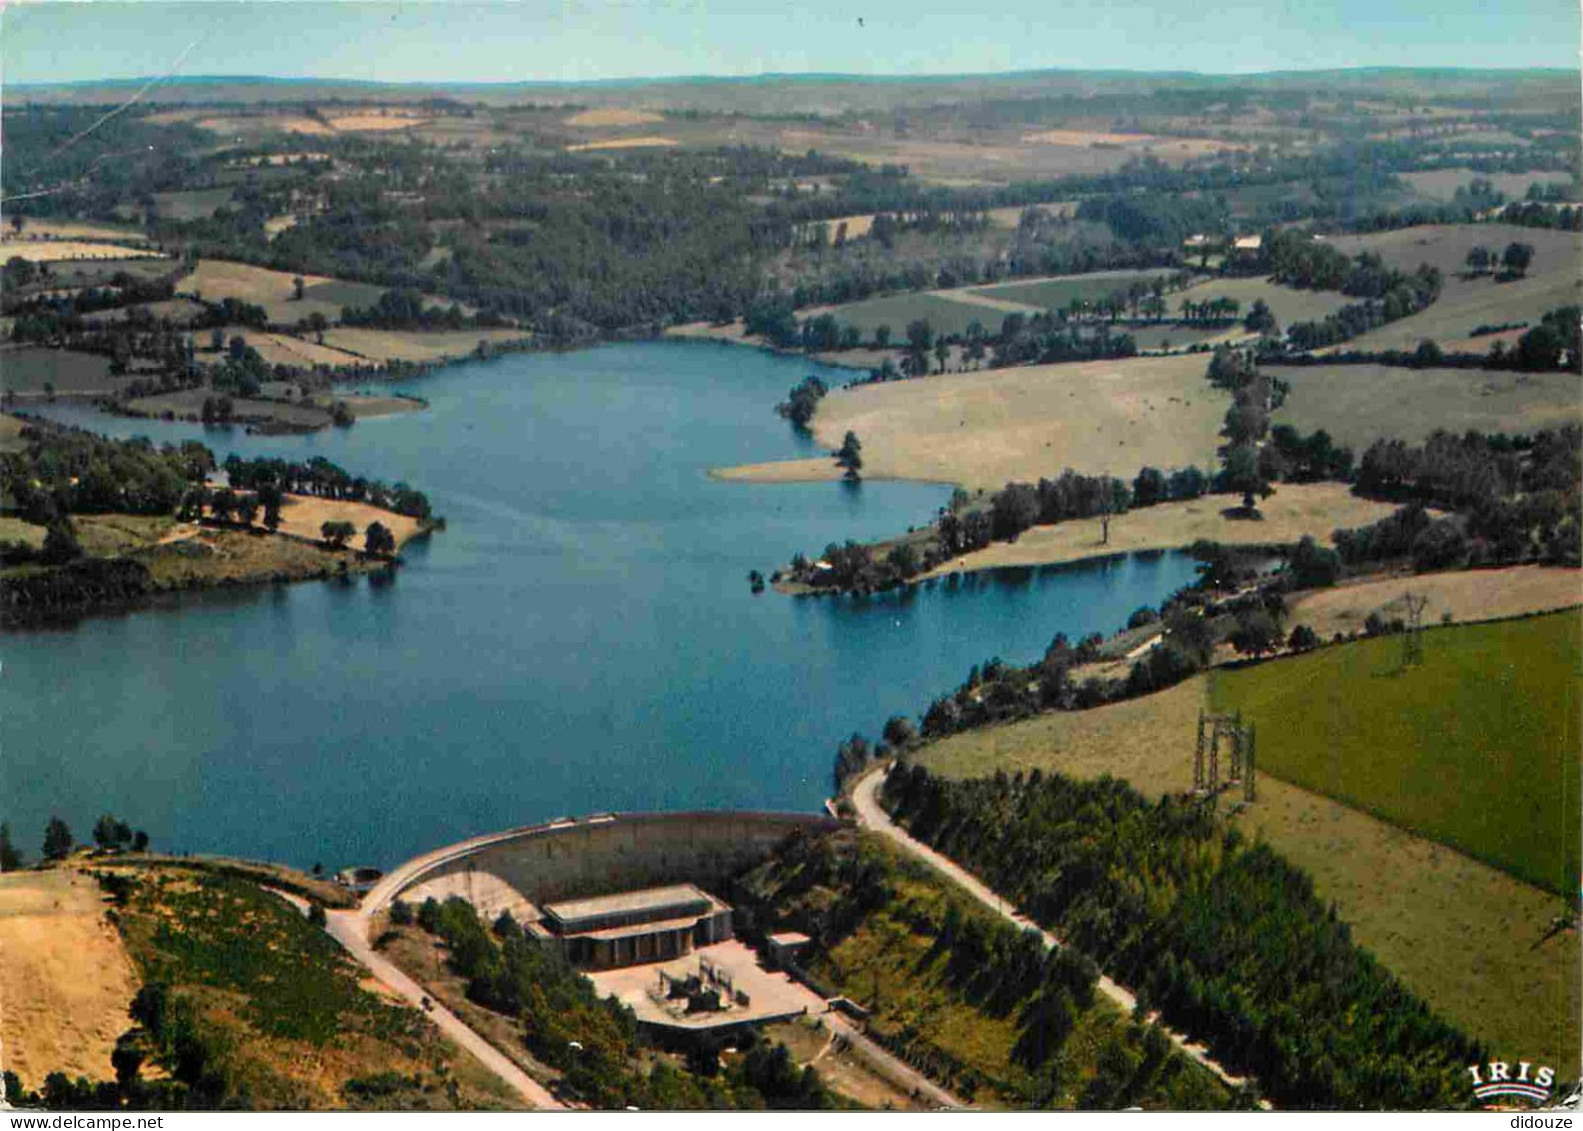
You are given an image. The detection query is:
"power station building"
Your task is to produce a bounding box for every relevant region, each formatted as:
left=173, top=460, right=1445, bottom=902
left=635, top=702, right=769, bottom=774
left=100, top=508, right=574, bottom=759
left=524, top=883, right=734, bottom=970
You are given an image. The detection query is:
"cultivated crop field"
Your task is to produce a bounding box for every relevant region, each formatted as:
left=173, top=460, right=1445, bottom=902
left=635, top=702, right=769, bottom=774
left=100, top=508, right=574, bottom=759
left=1269, top=363, right=1581, bottom=449
left=1212, top=610, right=1580, bottom=895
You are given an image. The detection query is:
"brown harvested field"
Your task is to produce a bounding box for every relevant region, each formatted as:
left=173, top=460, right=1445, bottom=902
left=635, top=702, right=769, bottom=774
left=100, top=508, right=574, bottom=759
left=319, top=326, right=530, bottom=362
left=0, top=869, right=142, bottom=1089
left=1289, top=566, right=1582, bottom=639
left=564, top=107, right=664, bottom=128
left=274, top=494, right=425, bottom=551
left=326, top=112, right=431, bottom=132
left=1270, top=363, right=1580, bottom=450
left=1168, top=275, right=1353, bottom=328
left=914, top=674, right=1579, bottom=1071
left=565, top=135, right=679, bottom=152
left=1321, top=224, right=1582, bottom=351
left=924, top=484, right=1402, bottom=577
left=790, top=353, right=1226, bottom=490
left=0, top=240, right=164, bottom=263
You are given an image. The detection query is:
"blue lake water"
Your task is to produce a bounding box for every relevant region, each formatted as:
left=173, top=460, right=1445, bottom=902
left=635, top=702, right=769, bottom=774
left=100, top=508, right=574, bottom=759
left=4, top=341, right=1200, bottom=870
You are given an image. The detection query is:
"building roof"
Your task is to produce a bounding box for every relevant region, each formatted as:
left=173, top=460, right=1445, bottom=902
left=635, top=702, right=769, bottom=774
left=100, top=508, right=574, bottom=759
left=1233, top=234, right=1263, bottom=251
left=767, top=931, right=812, bottom=947
left=542, top=884, right=724, bottom=934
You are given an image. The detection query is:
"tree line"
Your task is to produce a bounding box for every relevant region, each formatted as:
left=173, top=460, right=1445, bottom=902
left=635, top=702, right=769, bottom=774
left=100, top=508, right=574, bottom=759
left=879, top=766, right=1480, bottom=1109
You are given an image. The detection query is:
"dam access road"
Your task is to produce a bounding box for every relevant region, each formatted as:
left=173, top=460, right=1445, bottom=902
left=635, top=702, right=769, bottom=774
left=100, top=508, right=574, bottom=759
left=850, top=763, right=1268, bottom=1107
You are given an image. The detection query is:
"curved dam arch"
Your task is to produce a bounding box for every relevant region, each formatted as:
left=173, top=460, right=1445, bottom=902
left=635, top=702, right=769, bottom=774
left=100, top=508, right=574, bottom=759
left=361, top=810, right=847, bottom=921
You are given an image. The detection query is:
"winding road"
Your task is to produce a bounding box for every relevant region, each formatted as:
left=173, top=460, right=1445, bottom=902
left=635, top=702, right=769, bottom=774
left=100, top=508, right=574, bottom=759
left=850, top=764, right=1264, bottom=1105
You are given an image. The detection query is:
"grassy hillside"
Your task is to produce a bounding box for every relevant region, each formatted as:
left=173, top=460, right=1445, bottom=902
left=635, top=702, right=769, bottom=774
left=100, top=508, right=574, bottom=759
left=737, top=830, right=1233, bottom=1110
left=1212, top=610, right=1580, bottom=894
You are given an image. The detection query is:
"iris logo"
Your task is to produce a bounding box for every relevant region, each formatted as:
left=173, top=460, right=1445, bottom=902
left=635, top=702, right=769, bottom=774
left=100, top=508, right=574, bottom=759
left=1468, top=1060, right=1556, bottom=1106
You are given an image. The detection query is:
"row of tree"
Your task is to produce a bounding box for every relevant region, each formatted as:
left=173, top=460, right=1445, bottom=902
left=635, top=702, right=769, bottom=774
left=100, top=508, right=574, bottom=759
left=879, top=767, right=1481, bottom=1109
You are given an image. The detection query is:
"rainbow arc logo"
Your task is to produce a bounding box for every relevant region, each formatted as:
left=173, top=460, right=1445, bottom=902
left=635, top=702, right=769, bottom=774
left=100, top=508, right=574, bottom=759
left=1468, top=1059, right=1555, bottom=1106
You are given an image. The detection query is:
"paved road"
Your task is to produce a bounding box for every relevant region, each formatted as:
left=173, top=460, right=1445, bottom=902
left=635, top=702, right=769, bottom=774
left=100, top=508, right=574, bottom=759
left=324, top=909, right=567, bottom=1110
left=850, top=765, right=1264, bottom=1104
left=263, top=887, right=562, bottom=1110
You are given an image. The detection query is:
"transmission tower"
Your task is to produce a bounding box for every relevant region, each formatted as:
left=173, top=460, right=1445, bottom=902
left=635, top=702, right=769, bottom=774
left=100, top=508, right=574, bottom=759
left=1402, top=591, right=1429, bottom=667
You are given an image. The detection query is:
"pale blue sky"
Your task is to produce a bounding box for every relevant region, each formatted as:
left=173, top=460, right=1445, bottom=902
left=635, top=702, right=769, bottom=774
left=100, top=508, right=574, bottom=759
left=4, top=0, right=1578, bottom=86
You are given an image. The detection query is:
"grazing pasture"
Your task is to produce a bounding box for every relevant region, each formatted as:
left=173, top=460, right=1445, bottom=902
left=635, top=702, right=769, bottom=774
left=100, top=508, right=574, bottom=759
left=38, top=258, right=175, bottom=288
left=1289, top=566, right=1583, bottom=641
left=803, top=352, right=1225, bottom=488
left=1269, top=363, right=1581, bottom=449
left=182, top=260, right=384, bottom=325
left=127, top=389, right=333, bottom=429
left=1322, top=224, right=1582, bottom=351
left=1400, top=168, right=1575, bottom=203
left=919, top=484, right=1401, bottom=576
left=1167, top=275, right=1353, bottom=328
left=1212, top=610, right=1580, bottom=895
left=208, top=327, right=366, bottom=368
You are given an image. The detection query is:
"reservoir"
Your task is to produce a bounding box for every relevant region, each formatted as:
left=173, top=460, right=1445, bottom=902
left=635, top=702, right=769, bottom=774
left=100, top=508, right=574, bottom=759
left=4, top=342, right=1201, bottom=869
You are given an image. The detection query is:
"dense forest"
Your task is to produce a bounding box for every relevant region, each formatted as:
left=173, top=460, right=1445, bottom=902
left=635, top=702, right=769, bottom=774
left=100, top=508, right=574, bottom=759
left=879, top=766, right=1481, bottom=1109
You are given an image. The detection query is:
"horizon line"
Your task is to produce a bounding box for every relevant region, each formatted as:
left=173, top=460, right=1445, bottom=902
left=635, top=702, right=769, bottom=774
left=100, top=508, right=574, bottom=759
left=10, top=62, right=1579, bottom=92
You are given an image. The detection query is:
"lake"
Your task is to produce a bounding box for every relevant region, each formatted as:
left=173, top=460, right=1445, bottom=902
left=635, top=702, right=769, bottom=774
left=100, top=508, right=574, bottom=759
left=4, top=342, right=1201, bottom=870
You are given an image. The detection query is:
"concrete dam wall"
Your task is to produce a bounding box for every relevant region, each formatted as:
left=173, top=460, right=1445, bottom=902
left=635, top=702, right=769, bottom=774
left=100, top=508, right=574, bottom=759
left=367, top=810, right=845, bottom=919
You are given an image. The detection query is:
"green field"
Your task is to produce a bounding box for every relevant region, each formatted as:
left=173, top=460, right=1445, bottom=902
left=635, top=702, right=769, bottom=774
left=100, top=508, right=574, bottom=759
left=820, top=291, right=1007, bottom=339
left=152, top=187, right=237, bottom=221
left=1212, top=611, right=1580, bottom=894
left=1, top=347, right=115, bottom=392
left=967, top=269, right=1172, bottom=311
